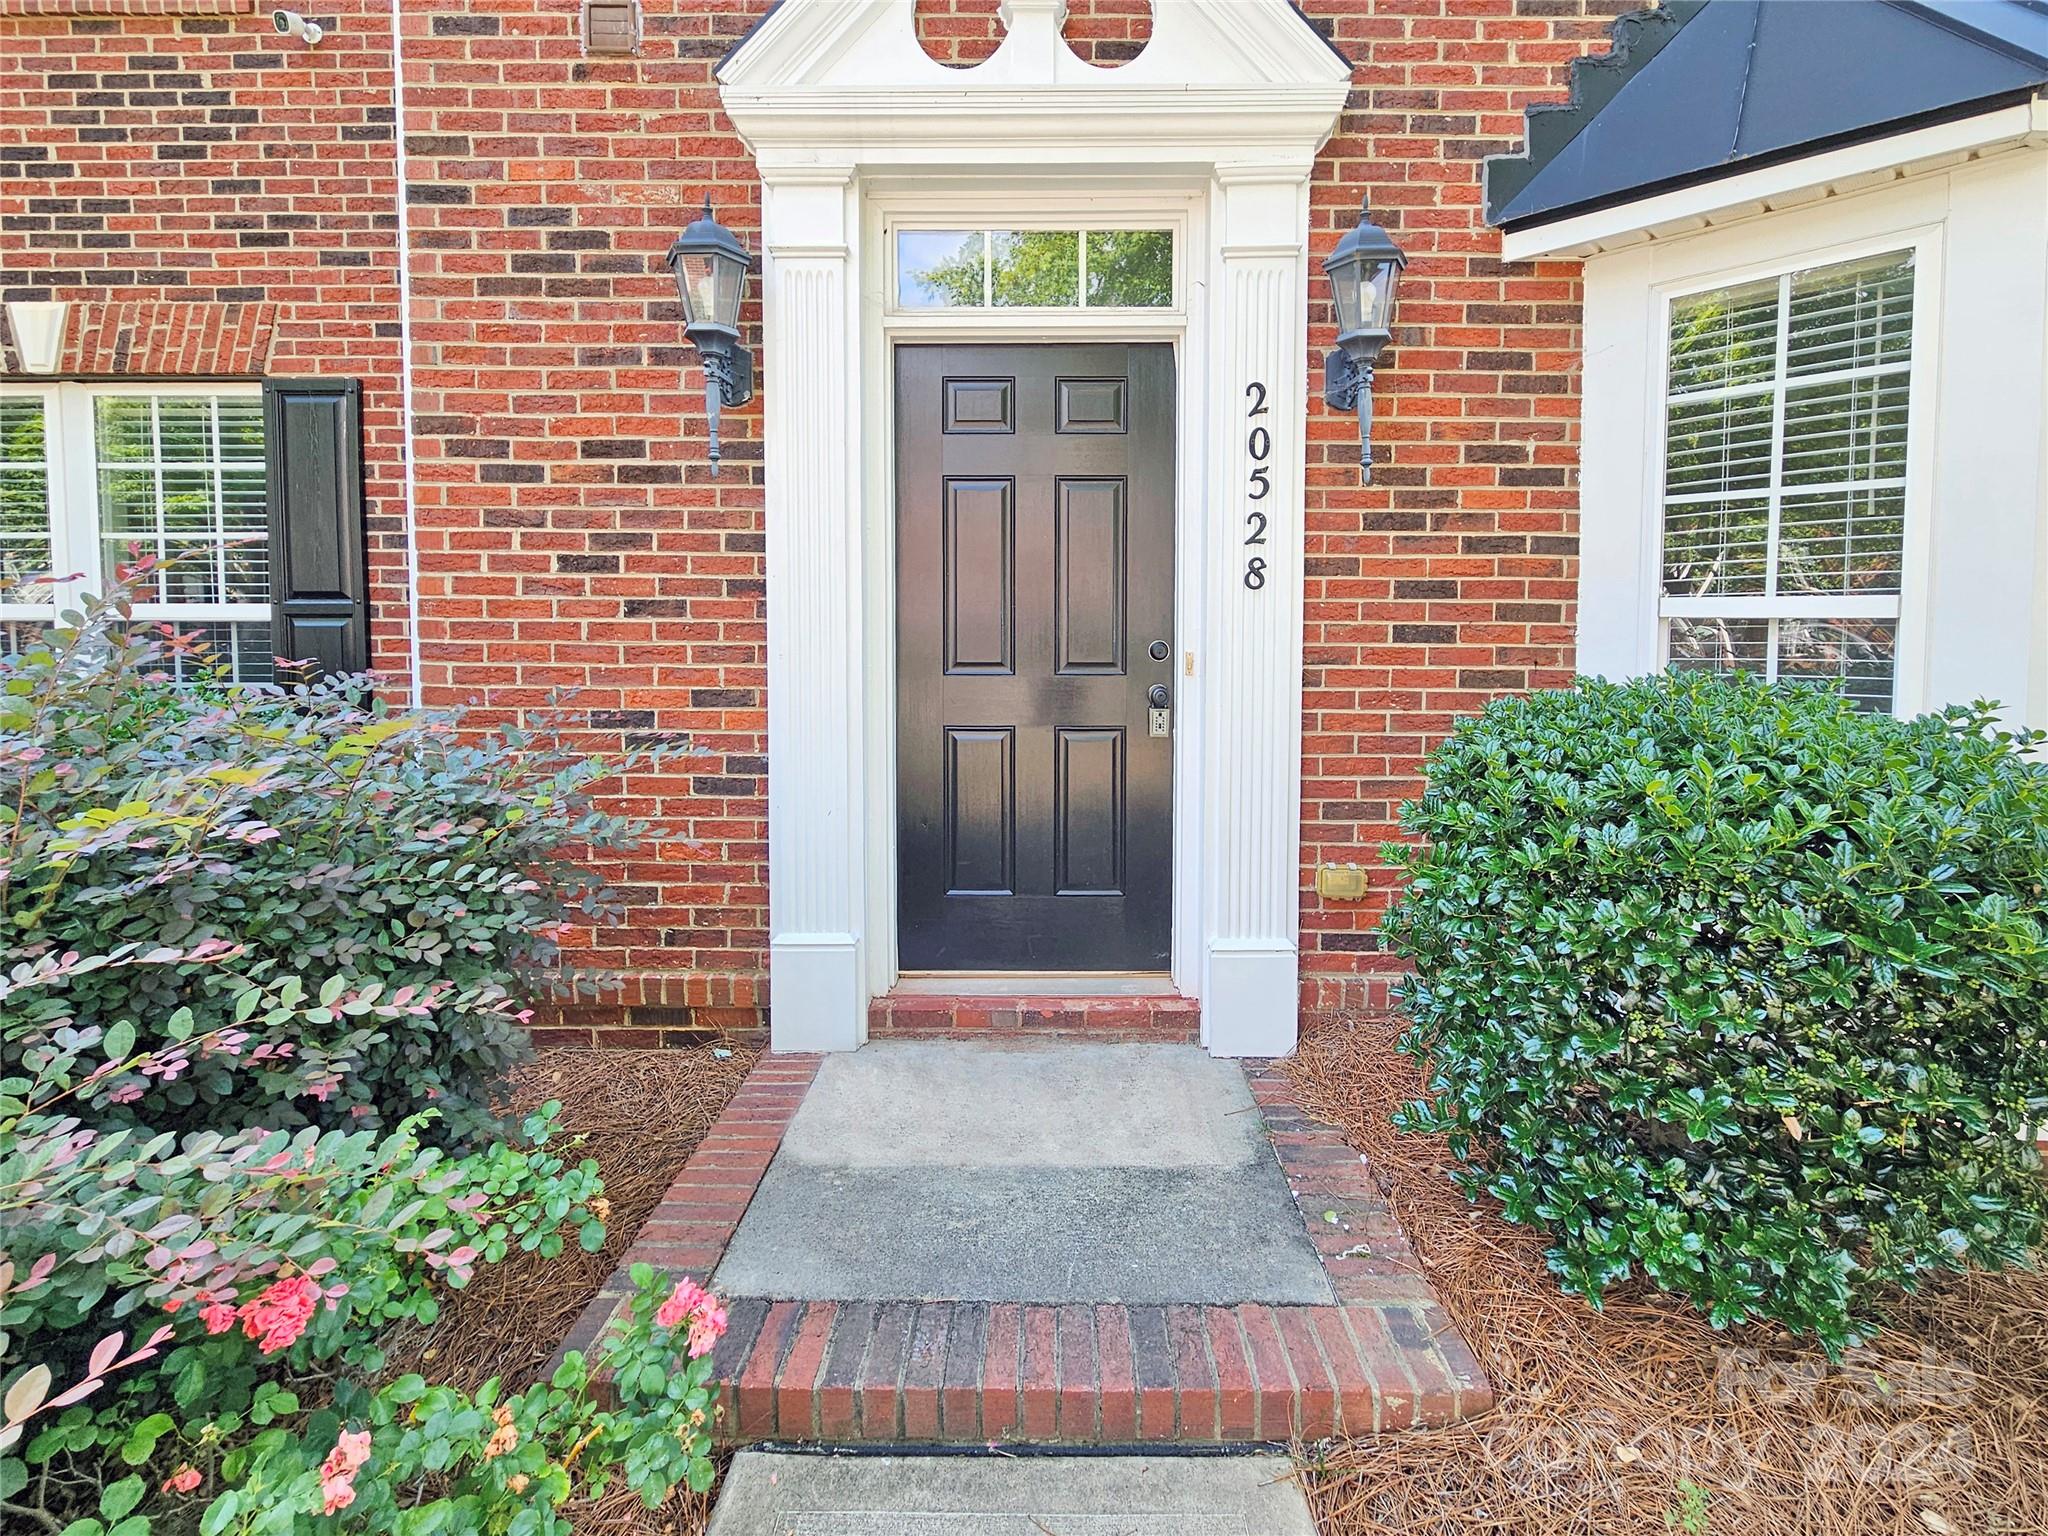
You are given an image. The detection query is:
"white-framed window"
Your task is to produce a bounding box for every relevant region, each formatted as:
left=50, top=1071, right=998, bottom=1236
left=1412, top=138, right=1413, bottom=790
left=0, top=381, right=273, bottom=683
left=1656, top=247, right=1919, bottom=712
left=892, top=225, right=1176, bottom=312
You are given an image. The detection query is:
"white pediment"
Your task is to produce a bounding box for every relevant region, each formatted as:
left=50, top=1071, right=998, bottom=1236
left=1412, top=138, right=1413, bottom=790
left=721, top=0, right=1353, bottom=164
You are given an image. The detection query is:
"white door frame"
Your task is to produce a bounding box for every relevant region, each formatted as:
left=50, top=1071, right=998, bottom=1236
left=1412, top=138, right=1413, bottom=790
left=720, top=0, right=1351, bottom=1056
left=860, top=183, right=1205, bottom=1005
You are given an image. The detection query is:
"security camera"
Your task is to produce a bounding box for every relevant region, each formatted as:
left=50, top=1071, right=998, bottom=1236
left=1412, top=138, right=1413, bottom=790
left=272, top=10, right=325, bottom=46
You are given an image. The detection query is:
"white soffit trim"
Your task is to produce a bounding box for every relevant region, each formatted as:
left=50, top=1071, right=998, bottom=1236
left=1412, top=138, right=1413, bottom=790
left=1500, top=98, right=2048, bottom=262
left=719, top=0, right=1352, bottom=164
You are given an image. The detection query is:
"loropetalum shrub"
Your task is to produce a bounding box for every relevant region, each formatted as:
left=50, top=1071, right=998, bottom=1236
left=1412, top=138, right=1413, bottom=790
left=1384, top=672, right=2048, bottom=1354
left=0, top=576, right=692, bottom=1144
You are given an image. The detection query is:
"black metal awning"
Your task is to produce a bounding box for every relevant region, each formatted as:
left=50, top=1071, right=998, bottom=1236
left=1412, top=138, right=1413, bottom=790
left=1485, top=0, right=2048, bottom=234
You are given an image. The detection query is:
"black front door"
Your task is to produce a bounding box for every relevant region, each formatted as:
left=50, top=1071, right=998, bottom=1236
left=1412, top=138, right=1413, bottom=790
left=896, top=343, right=1175, bottom=971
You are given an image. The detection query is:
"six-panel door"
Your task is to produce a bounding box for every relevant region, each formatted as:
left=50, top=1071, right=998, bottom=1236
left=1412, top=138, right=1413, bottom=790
left=896, top=344, right=1175, bottom=971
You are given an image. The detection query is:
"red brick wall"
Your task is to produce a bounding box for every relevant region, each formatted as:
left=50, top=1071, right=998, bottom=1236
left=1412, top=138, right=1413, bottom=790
left=398, top=1, right=772, bottom=1031
left=5, top=0, right=1633, bottom=1036
left=1297, top=0, right=1627, bottom=1012
left=0, top=0, right=412, bottom=677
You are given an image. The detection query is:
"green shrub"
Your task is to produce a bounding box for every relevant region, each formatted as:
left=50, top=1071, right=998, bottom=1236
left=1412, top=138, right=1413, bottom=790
left=0, top=580, right=689, bottom=1144
left=1384, top=672, right=2048, bottom=1353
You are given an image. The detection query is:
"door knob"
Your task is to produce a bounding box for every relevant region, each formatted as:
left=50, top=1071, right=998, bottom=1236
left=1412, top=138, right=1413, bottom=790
left=1147, top=684, right=1170, bottom=709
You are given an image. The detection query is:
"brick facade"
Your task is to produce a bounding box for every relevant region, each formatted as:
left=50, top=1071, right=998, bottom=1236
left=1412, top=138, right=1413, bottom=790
left=0, top=0, right=412, bottom=674
left=3, top=0, right=1630, bottom=1036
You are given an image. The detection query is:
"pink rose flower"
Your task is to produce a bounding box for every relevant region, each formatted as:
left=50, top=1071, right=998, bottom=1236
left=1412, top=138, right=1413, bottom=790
left=655, top=1277, right=710, bottom=1331
left=317, top=1428, right=371, bottom=1515
left=238, top=1274, right=321, bottom=1355
left=686, top=1301, right=729, bottom=1359
left=200, top=1302, right=237, bottom=1335
left=162, top=1464, right=201, bottom=1495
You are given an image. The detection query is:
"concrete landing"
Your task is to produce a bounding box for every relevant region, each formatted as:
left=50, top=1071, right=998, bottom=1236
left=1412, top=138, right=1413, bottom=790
left=712, top=1041, right=1335, bottom=1305
left=565, top=1047, right=1496, bottom=1446
left=706, top=1451, right=1318, bottom=1535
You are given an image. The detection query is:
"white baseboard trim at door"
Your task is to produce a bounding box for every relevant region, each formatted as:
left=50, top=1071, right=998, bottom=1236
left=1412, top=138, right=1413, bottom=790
left=1202, top=944, right=1300, bottom=1058
left=769, top=936, right=865, bottom=1053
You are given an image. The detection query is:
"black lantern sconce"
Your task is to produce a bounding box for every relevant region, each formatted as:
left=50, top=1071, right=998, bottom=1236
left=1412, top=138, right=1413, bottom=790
left=1322, top=198, right=1407, bottom=483
left=666, top=196, right=755, bottom=475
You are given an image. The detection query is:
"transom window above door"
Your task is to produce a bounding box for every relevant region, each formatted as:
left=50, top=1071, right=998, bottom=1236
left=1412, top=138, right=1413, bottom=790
left=1657, top=247, right=1919, bottom=712
left=895, top=227, right=1175, bottom=311
left=0, top=383, right=273, bottom=683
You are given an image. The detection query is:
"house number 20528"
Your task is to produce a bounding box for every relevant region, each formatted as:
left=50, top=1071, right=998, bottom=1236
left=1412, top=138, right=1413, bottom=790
left=1243, top=380, right=1271, bottom=590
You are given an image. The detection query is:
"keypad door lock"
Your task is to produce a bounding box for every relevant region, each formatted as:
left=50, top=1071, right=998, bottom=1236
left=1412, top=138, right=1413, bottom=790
left=1147, top=683, right=1171, bottom=738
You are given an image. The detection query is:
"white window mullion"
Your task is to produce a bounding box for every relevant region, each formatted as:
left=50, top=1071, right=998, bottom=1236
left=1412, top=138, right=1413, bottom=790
left=53, top=383, right=98, bottom=606
left=1761, top=272, right=1792, bottom=606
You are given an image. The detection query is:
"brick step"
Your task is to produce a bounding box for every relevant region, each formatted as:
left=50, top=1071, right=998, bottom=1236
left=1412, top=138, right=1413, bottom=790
left=708, top=1295, right=1491, bottom=1446
left=867, top=991, right=1201, bottom=1041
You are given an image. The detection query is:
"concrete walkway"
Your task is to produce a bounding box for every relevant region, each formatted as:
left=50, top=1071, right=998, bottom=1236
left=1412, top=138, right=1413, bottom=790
left=707, top=1451, right=1319, bottom=1535
left=712, top=1041, right=1335, bottom=1305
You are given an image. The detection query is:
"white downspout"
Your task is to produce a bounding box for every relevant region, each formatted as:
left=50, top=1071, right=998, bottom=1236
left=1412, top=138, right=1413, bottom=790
left=388, top=0, right=423, bottom=709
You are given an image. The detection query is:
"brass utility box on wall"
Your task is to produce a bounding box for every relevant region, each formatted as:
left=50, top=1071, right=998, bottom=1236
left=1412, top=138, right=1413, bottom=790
left=1316, top=864, right=1371, bottom=901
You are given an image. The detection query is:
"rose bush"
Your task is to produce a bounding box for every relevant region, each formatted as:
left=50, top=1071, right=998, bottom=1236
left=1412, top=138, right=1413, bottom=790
left=13, top=1267, right=726, bottom=1535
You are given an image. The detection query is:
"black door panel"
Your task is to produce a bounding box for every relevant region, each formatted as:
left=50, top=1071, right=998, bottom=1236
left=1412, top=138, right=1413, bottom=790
left=897, top=344, right=1175, bottom=971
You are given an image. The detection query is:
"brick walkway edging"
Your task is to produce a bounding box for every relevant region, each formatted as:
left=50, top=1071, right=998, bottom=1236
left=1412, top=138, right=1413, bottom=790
left=557, top=1050, right=1493, bottom=1445
left=555, top=1053, right=824, bottom=1363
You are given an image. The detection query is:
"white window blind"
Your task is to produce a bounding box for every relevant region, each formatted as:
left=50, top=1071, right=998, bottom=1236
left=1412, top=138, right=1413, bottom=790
left=1659, top=249, right=1915, bottom=711
left=0, top=384, right=273, bottom=683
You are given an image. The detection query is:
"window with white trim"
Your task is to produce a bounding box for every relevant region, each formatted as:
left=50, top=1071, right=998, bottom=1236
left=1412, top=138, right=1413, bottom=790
left=1658, top=249, right=1915, bottom=712
left=894, top=227, right=1175, bottom=310
left=0, top=383, right=273, bottom=683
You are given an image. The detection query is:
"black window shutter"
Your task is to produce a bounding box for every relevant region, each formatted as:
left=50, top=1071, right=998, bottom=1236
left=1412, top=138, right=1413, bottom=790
left=263, top=378, right=368, bottom=679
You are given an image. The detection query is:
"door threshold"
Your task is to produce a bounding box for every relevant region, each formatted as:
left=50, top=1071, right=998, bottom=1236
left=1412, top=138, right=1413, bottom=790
left=893, top=971, right=1180, bottom=999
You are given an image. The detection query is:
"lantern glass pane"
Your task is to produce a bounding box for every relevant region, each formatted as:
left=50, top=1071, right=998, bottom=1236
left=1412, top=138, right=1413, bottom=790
left=1362, top=261, right=1399, bottom=331
left=1331, top=260, right=1364, bottom=335
left=709, top=252, right=746, bottom=329
left=675, top=252, right=719, bottom=326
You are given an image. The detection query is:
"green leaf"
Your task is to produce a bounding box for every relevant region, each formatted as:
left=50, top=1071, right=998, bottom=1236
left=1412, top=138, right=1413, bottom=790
left=199, top=1489, right=240, bottom=1536
left=119, top=1412, right=174, bottom=1465
left=100, top=1477, right=145, bottom=1521
left=103, top=1020, right=136, bottom=1061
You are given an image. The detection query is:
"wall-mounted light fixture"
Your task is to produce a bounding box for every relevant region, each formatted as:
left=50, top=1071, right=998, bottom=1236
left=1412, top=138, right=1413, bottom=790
left=1322, top=198, right=1406, bottom=484
left=665, top=196, right=754, bottom=475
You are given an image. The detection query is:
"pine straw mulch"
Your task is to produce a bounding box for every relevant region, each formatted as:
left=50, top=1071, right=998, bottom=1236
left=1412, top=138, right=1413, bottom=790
left=1284, top=1015, right=2048, bottom=1536
left=379, top=1043, right=759, bottom=1536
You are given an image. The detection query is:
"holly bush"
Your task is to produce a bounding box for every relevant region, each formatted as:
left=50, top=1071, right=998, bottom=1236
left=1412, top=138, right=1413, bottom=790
left=1384, top=672, right=2048, bottom=1354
